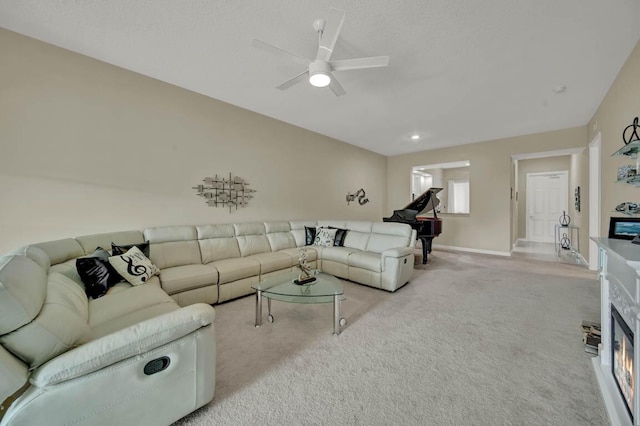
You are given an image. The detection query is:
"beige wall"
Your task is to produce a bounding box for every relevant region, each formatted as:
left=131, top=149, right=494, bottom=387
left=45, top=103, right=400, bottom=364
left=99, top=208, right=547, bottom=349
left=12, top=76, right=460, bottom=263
left=516, top=156, right=571, bottom=239
left=387, top=127, right=586, bottom=254
left=0, top=29, right=387, bottom=254
left=589, top=38, right=640, bottom=238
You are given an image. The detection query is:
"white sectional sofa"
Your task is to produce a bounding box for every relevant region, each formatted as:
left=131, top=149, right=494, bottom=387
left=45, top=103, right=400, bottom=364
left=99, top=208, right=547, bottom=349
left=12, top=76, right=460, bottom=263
left=0, top=220, right=415, bottom=426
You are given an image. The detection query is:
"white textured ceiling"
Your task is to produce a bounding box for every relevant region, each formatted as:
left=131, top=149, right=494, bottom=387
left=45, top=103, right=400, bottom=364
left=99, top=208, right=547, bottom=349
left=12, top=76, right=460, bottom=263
left=1, top=1, right=639, bottom=156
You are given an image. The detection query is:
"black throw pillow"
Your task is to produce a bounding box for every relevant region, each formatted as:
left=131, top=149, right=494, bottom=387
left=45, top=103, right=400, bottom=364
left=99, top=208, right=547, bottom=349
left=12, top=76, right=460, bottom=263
left=304, top=226, right=317, bottom=246
left=76, top=247, right=123, bottom=299
left=111, top=241, right=150, bottom=257
left=330, top=227, right=349, bottom=247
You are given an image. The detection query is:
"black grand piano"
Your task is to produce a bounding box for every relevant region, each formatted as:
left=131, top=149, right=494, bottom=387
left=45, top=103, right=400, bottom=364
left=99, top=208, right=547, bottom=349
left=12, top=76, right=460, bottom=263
left=383, top=187, right=443, bottom=264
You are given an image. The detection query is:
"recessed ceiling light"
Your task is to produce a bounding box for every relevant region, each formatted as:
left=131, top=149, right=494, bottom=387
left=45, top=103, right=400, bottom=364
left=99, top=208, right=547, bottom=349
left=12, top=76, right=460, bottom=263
left=410, top=134, right=420, bottom=140
left=553, top=85, right=567, bottom=94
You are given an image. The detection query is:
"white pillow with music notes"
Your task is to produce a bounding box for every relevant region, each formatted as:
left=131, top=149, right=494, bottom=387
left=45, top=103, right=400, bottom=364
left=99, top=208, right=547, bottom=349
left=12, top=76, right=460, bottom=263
left=108, top=246, right=159, bottom=286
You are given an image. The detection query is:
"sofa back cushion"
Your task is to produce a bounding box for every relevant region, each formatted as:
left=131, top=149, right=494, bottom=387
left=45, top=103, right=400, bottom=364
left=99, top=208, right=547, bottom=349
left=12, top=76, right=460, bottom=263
left=10, top=245, right=51, bottom=271
left=234, top=223, right=271, bottom=257
left=0, top=255, right=48, bottom=335
left=289, top=221, right=317, bottom=247
left=366, top=222, right=414, bottom=254
left=197, top=224, right=240, bottom=263
left=265, top=222, right=296, bottom=252
left=343, top=221, right=373, bottom=251
left=144, top=226, right=201, bottom=269
left=76, top=230, right=145, bottom=255
left=32, top=238, right=84, bottom=266
left=0, top=272, right=89, bottom=369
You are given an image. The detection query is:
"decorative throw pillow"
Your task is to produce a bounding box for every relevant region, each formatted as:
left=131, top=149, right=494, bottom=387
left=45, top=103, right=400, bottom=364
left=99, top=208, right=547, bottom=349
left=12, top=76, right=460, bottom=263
left=111, top=241, right=151, bottom=257
left=76, top=247, right=123, bottom=299
left=313, top=228, right=338, bottom=247
left=304, top=226, right=317, bottom=246
left=108, top=246, right=159, bottom=286
left=330, top=227, right=349, bottom=247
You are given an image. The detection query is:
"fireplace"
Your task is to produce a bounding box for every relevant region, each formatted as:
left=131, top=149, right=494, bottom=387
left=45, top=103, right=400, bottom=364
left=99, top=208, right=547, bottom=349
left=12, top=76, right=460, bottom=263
left=612, top=304, right=635, bottom=422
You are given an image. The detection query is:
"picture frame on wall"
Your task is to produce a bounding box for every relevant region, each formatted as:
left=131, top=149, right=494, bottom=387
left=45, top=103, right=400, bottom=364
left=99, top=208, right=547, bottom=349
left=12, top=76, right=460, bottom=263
left=608, top=217, right=640, bottom=240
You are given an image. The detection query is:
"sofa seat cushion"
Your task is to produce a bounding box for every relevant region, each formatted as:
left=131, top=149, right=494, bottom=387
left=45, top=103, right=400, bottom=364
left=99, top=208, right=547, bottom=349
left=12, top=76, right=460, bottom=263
left=247, top=252, right=293, bottom=274
left=319, top=247, right=359, bottom=263
left=208, top=257, right=260, bottom=284
left=348, top=251, right=382, bottom=272
left=88, top=283, right=178, bottom=340
left=158, top=264, right=219, bottom=295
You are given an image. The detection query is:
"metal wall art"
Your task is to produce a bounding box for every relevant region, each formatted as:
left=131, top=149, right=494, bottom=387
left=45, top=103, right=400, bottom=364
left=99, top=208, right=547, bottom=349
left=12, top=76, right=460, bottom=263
left=192, top=173, right=256, bottom=213
left=346, top=188, right=369, bottom=205
left=574, top=187, right=581, bottom=212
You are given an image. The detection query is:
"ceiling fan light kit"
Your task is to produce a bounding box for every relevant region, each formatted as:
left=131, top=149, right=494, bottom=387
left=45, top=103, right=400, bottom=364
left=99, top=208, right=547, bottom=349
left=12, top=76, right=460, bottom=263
left=252, top=8, right=389, bottom=96
left=309, top=61, right=332, bottom=87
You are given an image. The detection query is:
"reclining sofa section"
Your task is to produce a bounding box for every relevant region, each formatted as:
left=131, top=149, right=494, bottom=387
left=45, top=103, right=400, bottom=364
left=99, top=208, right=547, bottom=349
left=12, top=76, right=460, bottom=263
left=0, top=219, right=414, bottom=425
left=140, top=220, right=416, bottom=306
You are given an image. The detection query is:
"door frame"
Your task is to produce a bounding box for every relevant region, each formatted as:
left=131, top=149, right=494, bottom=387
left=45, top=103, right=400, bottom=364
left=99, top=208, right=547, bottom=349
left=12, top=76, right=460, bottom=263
left=589, top=133, right=601, bottom=270
left=525, top=170, right=569, bottom=242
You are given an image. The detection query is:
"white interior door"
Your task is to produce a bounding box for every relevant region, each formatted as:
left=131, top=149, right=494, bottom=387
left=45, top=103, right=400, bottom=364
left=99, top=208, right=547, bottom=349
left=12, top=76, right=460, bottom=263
left=526, top=171, right=569, bottom=243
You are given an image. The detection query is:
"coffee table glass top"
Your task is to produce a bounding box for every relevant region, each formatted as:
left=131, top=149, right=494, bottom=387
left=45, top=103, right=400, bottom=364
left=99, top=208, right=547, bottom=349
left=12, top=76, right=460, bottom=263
left=252, top=271, right=343, bottom=304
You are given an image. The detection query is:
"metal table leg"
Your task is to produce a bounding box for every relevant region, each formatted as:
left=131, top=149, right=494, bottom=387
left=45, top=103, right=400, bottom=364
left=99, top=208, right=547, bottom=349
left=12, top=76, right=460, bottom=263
left=333, top=295, right=347, bottom=335
left=333, top=295, right=340, bottom=335
left=255, top=289, right=262, bottom=327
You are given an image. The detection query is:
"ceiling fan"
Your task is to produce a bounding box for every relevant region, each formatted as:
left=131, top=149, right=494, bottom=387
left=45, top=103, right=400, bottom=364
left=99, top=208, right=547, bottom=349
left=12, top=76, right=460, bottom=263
left=252, top=8, right=390, bottom=96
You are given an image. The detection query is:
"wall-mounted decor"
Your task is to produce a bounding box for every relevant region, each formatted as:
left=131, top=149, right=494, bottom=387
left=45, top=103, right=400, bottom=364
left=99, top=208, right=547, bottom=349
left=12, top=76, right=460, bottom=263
left=192, top=173, right=256, bottom=213
left=574, top=187, right=581, bottom=212
left=346, top=188, right=369, bottom=205
left=623, top=116, right=640, bottom=145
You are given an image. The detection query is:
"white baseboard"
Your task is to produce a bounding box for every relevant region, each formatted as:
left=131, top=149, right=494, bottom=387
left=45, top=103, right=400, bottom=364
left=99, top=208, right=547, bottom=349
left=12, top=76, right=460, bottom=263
left=577, top=253, right=592, bottom=268
left=432, top=244, right=511, bottom=257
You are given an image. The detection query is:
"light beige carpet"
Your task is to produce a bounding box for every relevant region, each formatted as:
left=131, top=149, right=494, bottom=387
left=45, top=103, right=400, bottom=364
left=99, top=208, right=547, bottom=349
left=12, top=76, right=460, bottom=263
left=174, top=250, right=608, bottom=426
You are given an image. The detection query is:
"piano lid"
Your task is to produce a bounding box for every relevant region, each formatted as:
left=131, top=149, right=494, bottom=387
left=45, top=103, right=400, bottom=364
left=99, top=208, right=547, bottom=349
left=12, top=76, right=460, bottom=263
left=403, top=187, right=443, bottom=215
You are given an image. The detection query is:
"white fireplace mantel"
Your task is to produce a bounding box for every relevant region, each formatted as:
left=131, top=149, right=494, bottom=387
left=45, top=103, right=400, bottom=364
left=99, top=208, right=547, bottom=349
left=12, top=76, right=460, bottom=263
left=592, top=237, right=640, bottom=426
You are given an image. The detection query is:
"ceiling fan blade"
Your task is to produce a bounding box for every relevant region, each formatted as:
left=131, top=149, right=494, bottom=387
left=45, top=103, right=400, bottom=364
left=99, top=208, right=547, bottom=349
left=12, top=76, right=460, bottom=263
left=330, top=56, right=390, bottom=71
left=276, top=70, right=309, bottom=91
left=317, top=8, right=345, bottom=62
left=252, top=39, right=311, bottom=67
left=328, top=75, right=346, bottom=97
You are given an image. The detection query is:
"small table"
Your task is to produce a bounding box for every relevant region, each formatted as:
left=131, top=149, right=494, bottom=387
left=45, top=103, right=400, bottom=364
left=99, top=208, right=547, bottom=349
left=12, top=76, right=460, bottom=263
left=252, top=271, right=347, bottom=335
left=554, top=224, right=580, bottom=259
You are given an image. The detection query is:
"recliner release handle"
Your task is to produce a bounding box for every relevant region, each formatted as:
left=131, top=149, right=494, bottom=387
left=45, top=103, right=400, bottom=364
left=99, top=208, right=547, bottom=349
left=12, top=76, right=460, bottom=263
left=144, top=356, right=171, bottom=375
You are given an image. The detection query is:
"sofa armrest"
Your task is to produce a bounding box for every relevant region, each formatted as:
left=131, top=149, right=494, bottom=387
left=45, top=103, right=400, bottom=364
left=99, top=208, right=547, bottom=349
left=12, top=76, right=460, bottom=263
left=30, top=303, right=215, bottom=387
left=381, top=247, right=414, bottom=259
left=380, top=247, right=414, bottom=272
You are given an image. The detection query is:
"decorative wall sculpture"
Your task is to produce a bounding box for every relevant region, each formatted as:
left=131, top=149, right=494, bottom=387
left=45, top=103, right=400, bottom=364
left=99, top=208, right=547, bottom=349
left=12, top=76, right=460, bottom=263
left=574, top=187, right=581, bottom=212
left=346, top=188, right=369, bottom=205
left=192, top=173, right=256, bottom=213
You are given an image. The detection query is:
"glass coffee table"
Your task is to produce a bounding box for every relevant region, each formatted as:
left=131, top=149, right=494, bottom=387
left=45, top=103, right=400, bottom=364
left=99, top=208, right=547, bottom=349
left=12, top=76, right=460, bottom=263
left=252, top=271, right=347, bottom=335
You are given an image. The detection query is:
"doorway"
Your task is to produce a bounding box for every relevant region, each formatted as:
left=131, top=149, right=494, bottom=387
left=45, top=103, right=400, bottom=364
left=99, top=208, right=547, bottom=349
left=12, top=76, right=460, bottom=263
left=526, top=171, right=569, bottom=243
